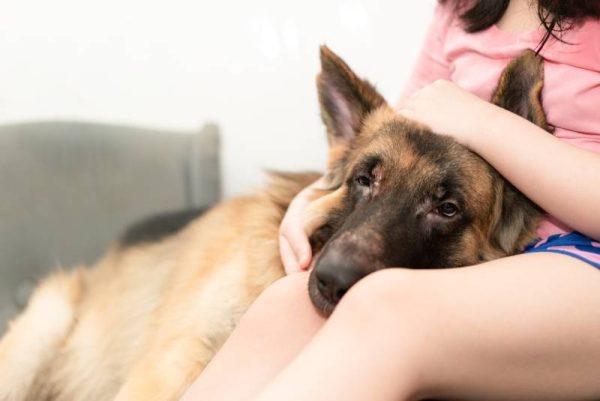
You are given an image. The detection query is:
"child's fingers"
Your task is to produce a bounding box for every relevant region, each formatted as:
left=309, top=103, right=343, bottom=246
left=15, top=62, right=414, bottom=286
left=279, top=223, right=312, bottom=274
left=394, top=95, right=411, bottom=111
left=395, top=108, right=419, bottom=122
left=280, top=236, right=301, bottom=274
left=278, top=176, right=326, bottom=274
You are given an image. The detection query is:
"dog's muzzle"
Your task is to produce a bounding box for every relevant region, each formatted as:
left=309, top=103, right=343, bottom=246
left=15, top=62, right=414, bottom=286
left=308, top=247, right=372, bottom=314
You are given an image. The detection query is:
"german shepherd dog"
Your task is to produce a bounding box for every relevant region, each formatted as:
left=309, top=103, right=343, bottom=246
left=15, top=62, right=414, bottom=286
left=0, top=46, right=549, bottom=401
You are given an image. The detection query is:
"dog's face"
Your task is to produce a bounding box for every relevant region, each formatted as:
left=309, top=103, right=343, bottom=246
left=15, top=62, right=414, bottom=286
left=307, top=46, right=549, bottom=315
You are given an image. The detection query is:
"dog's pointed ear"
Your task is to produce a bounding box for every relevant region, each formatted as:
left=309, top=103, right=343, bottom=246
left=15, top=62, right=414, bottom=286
left=487, top=180, right=541, bottom=258
left=485, top=51, right=549, bottom=257
left=491, top=50, right=550, bottom=131
left=317, top=45, right=386, bottom=148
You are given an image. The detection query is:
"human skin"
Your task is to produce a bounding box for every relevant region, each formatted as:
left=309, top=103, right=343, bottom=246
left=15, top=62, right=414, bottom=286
left=396, top=80, right=600, bottom=240
left=181, top=0, right=600, bottom=399
left=182, top=253, right=600, bottom=401
left=181, top=84, right=600, bottom=400
left=278, top=0, right=574, bottom=273
left=278, top=176, right=328, bottom=274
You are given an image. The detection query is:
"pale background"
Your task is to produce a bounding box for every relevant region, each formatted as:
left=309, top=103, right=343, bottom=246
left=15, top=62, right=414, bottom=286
left=0, top=0, right=435, bottom=197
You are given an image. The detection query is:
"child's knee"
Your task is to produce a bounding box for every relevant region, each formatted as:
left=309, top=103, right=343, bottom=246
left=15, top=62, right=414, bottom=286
left=330, top=268, right=442, bottom=396
left=264, top=272, right=311, bottom=305
left=242, top=272, right=315, bottom=326
left=339, top=268, right=422, bottom=320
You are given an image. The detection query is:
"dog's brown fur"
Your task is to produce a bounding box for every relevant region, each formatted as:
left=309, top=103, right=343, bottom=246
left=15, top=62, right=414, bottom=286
left=0, top=46, right=549, bottom=401
left=0, top=173, right=316, bottom=401
left=305, top=47, right=550, bottom=313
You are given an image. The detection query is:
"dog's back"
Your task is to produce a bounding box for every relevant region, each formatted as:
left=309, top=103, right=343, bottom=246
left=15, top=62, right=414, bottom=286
left=0, top=172, right=316, bottom=401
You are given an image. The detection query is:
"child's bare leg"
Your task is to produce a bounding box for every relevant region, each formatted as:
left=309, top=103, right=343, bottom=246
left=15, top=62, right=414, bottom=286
left=254, top=253, right=600, bottom=401
left=180, top=272, right=325, bottom=401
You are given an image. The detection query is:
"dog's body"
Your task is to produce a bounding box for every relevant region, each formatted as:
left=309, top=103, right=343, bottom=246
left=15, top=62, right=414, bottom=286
left=0, top=174, right=317, bottom=401
left=0, top=47, right=550, bottom=401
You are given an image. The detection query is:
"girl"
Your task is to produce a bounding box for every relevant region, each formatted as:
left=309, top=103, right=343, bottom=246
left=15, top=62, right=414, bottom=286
left=182, top=0, right=600, bottom=399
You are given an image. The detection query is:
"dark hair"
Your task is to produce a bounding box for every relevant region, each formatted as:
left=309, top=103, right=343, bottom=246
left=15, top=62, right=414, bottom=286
left=440, top=0, right=600, bottom=51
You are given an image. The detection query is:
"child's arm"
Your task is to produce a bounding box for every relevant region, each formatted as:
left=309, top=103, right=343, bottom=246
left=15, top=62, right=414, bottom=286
left=397, top=79, right=600, bottom=240
left=473, top=106, right=600, bottom=240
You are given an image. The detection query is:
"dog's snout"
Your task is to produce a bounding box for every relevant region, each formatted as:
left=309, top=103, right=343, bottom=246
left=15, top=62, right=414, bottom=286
left=315, top=260, right=367, bottom=305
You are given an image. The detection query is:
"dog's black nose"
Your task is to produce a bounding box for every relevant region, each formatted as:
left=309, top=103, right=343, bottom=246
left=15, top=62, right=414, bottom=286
left=315, top=261, right=366, bottom=305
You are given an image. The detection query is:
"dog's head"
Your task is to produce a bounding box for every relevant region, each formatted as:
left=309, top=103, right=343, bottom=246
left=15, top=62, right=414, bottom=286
left=308, top=46, right=549, bottom=315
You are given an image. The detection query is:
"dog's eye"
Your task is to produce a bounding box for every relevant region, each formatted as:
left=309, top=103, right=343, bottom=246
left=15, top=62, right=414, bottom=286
left=355, top=175, right=371, bottom=187
left=437, top=202, right=458, bottom=217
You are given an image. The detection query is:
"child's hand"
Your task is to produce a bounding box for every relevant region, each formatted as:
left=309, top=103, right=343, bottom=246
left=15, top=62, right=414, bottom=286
left=279, top=177, right=327, bottom=274
left=396, top=79, right=498, bottom=148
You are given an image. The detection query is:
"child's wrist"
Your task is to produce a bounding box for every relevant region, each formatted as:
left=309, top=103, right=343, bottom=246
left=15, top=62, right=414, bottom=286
left=464, top=102, right=507, bottom=152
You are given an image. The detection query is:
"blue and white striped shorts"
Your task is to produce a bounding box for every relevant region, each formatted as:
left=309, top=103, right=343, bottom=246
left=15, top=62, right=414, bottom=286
left=524, top=232, right=600, bottom=269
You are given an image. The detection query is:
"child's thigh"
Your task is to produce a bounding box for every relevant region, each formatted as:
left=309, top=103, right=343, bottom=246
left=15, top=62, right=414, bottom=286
left=181, top=272, right=325, bottom=401
left=342, top=252, right=600, bottom=400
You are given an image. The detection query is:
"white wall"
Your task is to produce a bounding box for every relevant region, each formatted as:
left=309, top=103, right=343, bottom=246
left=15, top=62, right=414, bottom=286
left=0, top=0, right=435, bottom=197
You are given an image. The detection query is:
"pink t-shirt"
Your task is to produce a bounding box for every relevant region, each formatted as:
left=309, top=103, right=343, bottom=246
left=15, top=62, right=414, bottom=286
left=404, top=3, right=600, bottom=239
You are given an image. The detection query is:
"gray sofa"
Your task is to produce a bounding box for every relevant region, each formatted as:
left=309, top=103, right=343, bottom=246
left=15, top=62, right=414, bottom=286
left=0, top=121, right=221, bottom=333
